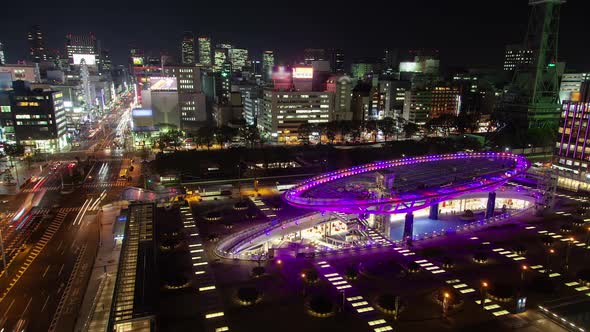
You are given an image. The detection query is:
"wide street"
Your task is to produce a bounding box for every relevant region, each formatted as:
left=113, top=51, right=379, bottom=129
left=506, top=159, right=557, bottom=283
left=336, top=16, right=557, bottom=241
left=0, top=89, right=138, bottom=331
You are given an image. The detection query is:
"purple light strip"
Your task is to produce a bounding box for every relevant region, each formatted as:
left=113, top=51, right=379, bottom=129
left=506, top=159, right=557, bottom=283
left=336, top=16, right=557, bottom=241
left=284, top=152, right=530, bottom=214
left=573, top=104, right=585, bottom=159
left=582, top=103, right=590, bottom=161
left=566, top=103, right=578, bottom=158
left=559, top=102, right=570, bottom=156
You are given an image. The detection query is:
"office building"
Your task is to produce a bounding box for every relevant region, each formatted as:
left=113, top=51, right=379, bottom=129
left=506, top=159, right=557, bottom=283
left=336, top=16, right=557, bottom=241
left=229, top=48, right=248, bottom=72
left=399, top=56, right=440, bottom=75
left=27, top=25, right=47, bottom=63
left=378, top=79, right=411, bottom=119
left=326, top=75, right=353, bottom=121
left=261, top=89, right=334, bottom=143
left=10, top=81, right=68, bottom=152
left=328, top=49, right=345, bottom=73
left=0, top=64, right=40, bottom=83
left=220, top=62, right=232, bottom=101
left=66, top=33, right=98, bottom=66
left=181, top=31, right=195, bottom=65
left=503, top=44, right=534, bottom=72
left=213, top=48, right=228, bottom=72
left=0, top=42, right=5, bottom=65
left=198, top=37, right=212, bottom=66
left=554, top=101, right=590, bottom=191
left=0, top=91, right=15, bottom=143
left=100, top=49, right=112, bottom=72
left=403, top=85, right=460, bottom=125
left=303, top=48, right=326, bottom=64
left=351, top=60, right=375, bottom=82
left=243, top=87, right=262, bottom=125
left=559, top=73, right=590, bottom=103
left=263, top=51, right=275, bottom=82
left=383, top=49, right=398, bottom=69
left=162, top=65, right=207, bottom=126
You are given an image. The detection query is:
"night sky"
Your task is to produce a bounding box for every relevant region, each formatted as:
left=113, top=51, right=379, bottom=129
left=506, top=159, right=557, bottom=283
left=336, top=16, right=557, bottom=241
left=1, top=0, right=589, bottom=71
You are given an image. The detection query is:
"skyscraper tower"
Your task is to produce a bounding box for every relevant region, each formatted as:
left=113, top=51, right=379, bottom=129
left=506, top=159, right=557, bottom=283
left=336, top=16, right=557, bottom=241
left=262, top=50, right=274, bottom=82
left=181, top=31, right=195, bottom=65
left=502, top=0, right=565, bottom=128
left=198, top=37, right=212, bottom=66
left=27, top=25, right=47, bottom=63
left=0, top=42, right=5, bottom=65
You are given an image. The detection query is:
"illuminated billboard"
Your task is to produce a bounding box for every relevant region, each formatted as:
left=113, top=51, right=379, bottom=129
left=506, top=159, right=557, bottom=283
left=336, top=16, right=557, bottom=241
left=132, top=56, right=144, bottom=65
left=399, top=61, right=422, bottom=73
left=149, top=77, right=178, bottom=91
left=72, top=54, right=97, bottom=65
left=292, top=67, right=313, bottom=79
left=272, top=66, right=292, bottom=81
left=132, top=109, right=153, bottom=117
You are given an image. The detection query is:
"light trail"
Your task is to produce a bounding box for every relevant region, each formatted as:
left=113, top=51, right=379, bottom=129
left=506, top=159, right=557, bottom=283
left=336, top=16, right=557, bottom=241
left=73, top=198, right=93, bottom=226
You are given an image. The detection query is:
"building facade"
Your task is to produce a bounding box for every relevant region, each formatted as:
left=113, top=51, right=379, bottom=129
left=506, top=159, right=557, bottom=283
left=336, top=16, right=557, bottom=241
left=262, top=51, right=274, bottom=82
left=162, top=65, right=207, bottom=127
left=503, top=44, right=534, bottom=72
left=66, top=33, right=99, bottom=66
left=554, top=101, right=590, bottom=191
left=181, top=31, right=195, bottom=65
left=10, top=81, right=68, bottom=152
left=403, top=85, right=460, bottom=125
left=27, top=25, right=47, bottom=63
left=198, top=37, right=212, bottom=66
left=261, top=89, right=334, bottom=143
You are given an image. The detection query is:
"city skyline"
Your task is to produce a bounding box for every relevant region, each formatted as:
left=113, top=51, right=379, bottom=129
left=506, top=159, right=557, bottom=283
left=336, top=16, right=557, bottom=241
left=0, top=0, right=589, bottom=70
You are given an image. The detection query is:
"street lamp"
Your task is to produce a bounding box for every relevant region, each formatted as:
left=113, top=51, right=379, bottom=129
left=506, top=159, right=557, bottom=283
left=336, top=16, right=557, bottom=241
left=442, top=292, right=450, bottom=318
left=480, top=281, right=488, bottom=310
left=547, top=248, right=555, bottom=274
left=521, top=265, right=528, bottom=282
left=565, top=237, right=574, bottom=271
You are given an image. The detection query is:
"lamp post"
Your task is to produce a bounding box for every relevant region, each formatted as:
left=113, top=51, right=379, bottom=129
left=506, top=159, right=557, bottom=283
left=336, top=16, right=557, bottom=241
left=521, top=265, right=528, bottom=282
left=442, top=292, right=450, bottom=318
left=547, top=248, right=555, bottom=274
left=480, top=281, right=488, bottom=310
left=565, top=237, right=574, bottom=271
left=301, top=272, right=307, bottom=296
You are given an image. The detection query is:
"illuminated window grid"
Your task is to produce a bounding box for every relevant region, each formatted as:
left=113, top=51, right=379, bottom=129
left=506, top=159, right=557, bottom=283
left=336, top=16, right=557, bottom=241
left=328, top=277, right=343, bottom=281
left=538, top=230, right=548, bottom=234
left=499, top=251, right=512, bottom=255
left=512, top=257, right=526, bottom=261
left=475, top=299, right=492, bottom=304
left=337, top=285, right=352, bottom=290
left=374, top=326, right=393, bottom=332
left=575, top=286, right=589, bottom=291
left=324, top=273, right=339, bottom=277
left=425, top=266, right=439, bottom=271
left=525, top=226, right=536, bottom=229
left=415, top=259, right=428, bottom=263
left=529, top=265, right=543, bottom=269
left=420, top=263, right=433, bottom=267
left=484, top=304, right=500, bottom=310
left=403, top=252, right=415, bottom=256
left=492, top=248, right=505, bottom=252
left=332, top=281, right=348, bottom=286
left=446, top=279, right=460, bottom=284
left=565, top=281, right=580, bottom=286
left=431, top=269, right=446, bottom=274
left=199, top=286, right=216, bottom=292
left=549, top=273, right=561, bottom=278
left=215, top=327, right=229, bottom=332
left=452, top=283, right=467, bottom=289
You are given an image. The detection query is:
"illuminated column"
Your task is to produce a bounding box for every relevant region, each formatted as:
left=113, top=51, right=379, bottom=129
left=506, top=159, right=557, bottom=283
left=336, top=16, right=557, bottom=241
left=403, top=212, right=414, bottom=244
left=485, top=191, right=496, bottom=219
left=429, top=203, right=439, bottom=220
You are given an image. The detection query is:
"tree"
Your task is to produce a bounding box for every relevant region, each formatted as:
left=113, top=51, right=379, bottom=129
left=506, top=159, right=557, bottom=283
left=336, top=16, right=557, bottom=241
left=240, top=125, right=260, bottom=148
left=379, top=117, right=396, bottom=141
left=4, top=144, right=25, bottom=185
left=403, top=122, right=420, bottom=138
left=455, top=112, right=479, bottom=134
left=365, top=120, right=378, bottom=142
left=217, top=125, right=237, bottom=148
left=298, top=123, right=313, bottom=144
left=323, top=122, right=338, bottom=144
left=167, top=129, right=184, bottom=151
left=196, top=126, right=215, bottom=150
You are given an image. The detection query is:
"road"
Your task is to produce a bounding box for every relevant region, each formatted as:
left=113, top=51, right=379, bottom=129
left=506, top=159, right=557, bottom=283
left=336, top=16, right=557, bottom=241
left=0, top=89, right=138, bottom=331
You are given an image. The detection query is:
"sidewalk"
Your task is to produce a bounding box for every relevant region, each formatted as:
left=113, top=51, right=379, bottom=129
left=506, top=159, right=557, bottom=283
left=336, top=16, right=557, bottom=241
left=73, top=203, right=123, bottom=332
left=0, top=160, right=47, bottom=195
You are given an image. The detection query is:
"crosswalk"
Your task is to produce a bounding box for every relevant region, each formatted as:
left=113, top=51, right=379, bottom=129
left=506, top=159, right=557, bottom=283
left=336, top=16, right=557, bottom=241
left=0, top=209, right=69, bottom=301
left=22, top=186, right=61, bottom=193
left=83, top=182, right=127, bottom=189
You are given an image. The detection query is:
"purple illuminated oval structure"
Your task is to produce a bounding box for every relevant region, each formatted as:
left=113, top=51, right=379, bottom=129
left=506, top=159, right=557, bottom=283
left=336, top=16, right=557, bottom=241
left=283, top=152, right=530, bottom=214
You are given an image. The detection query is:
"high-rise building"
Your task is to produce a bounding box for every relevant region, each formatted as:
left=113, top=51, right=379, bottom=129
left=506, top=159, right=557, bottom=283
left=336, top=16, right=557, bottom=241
left=328, top=49, right=345, bottom=73
left=503, top=44, right=534, bottom=72
left=162, top=65, right=207, bottom=127
left=303, top=48, right=326, bottom=64
left=262, top=51, right=274, bottom=82
left=27, top=25, right=47, bottom=63
left=198, top=37, right=212, bottom=66
left=181, top=31, right=195, bottom=65
left=351, top=60, right=375, bottom=82
left=261, top=89, right=334, bottom=143
left=0, top=64, right=41, bottom=83
left=229, top=48, right=248, bottom=72
left=403, top=85, right=460, bottom=125
left=383, top=49, right=398, bottom=70
left=559, top=73, right=590, bottom=103
left=326, top=75, right=353, bottom=120
left=10, top=81, right=68, bottom=152
left=554, top=101, right=590, bottom=191
left=213, top=48, right=229, bottom=72
left=220, top=62, right=232, bottom=101
left=100, top=49, right=112, bottom=72
left=66, top=33, right=98, bottom=66
left=0, top=42, right=5, bottom=65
